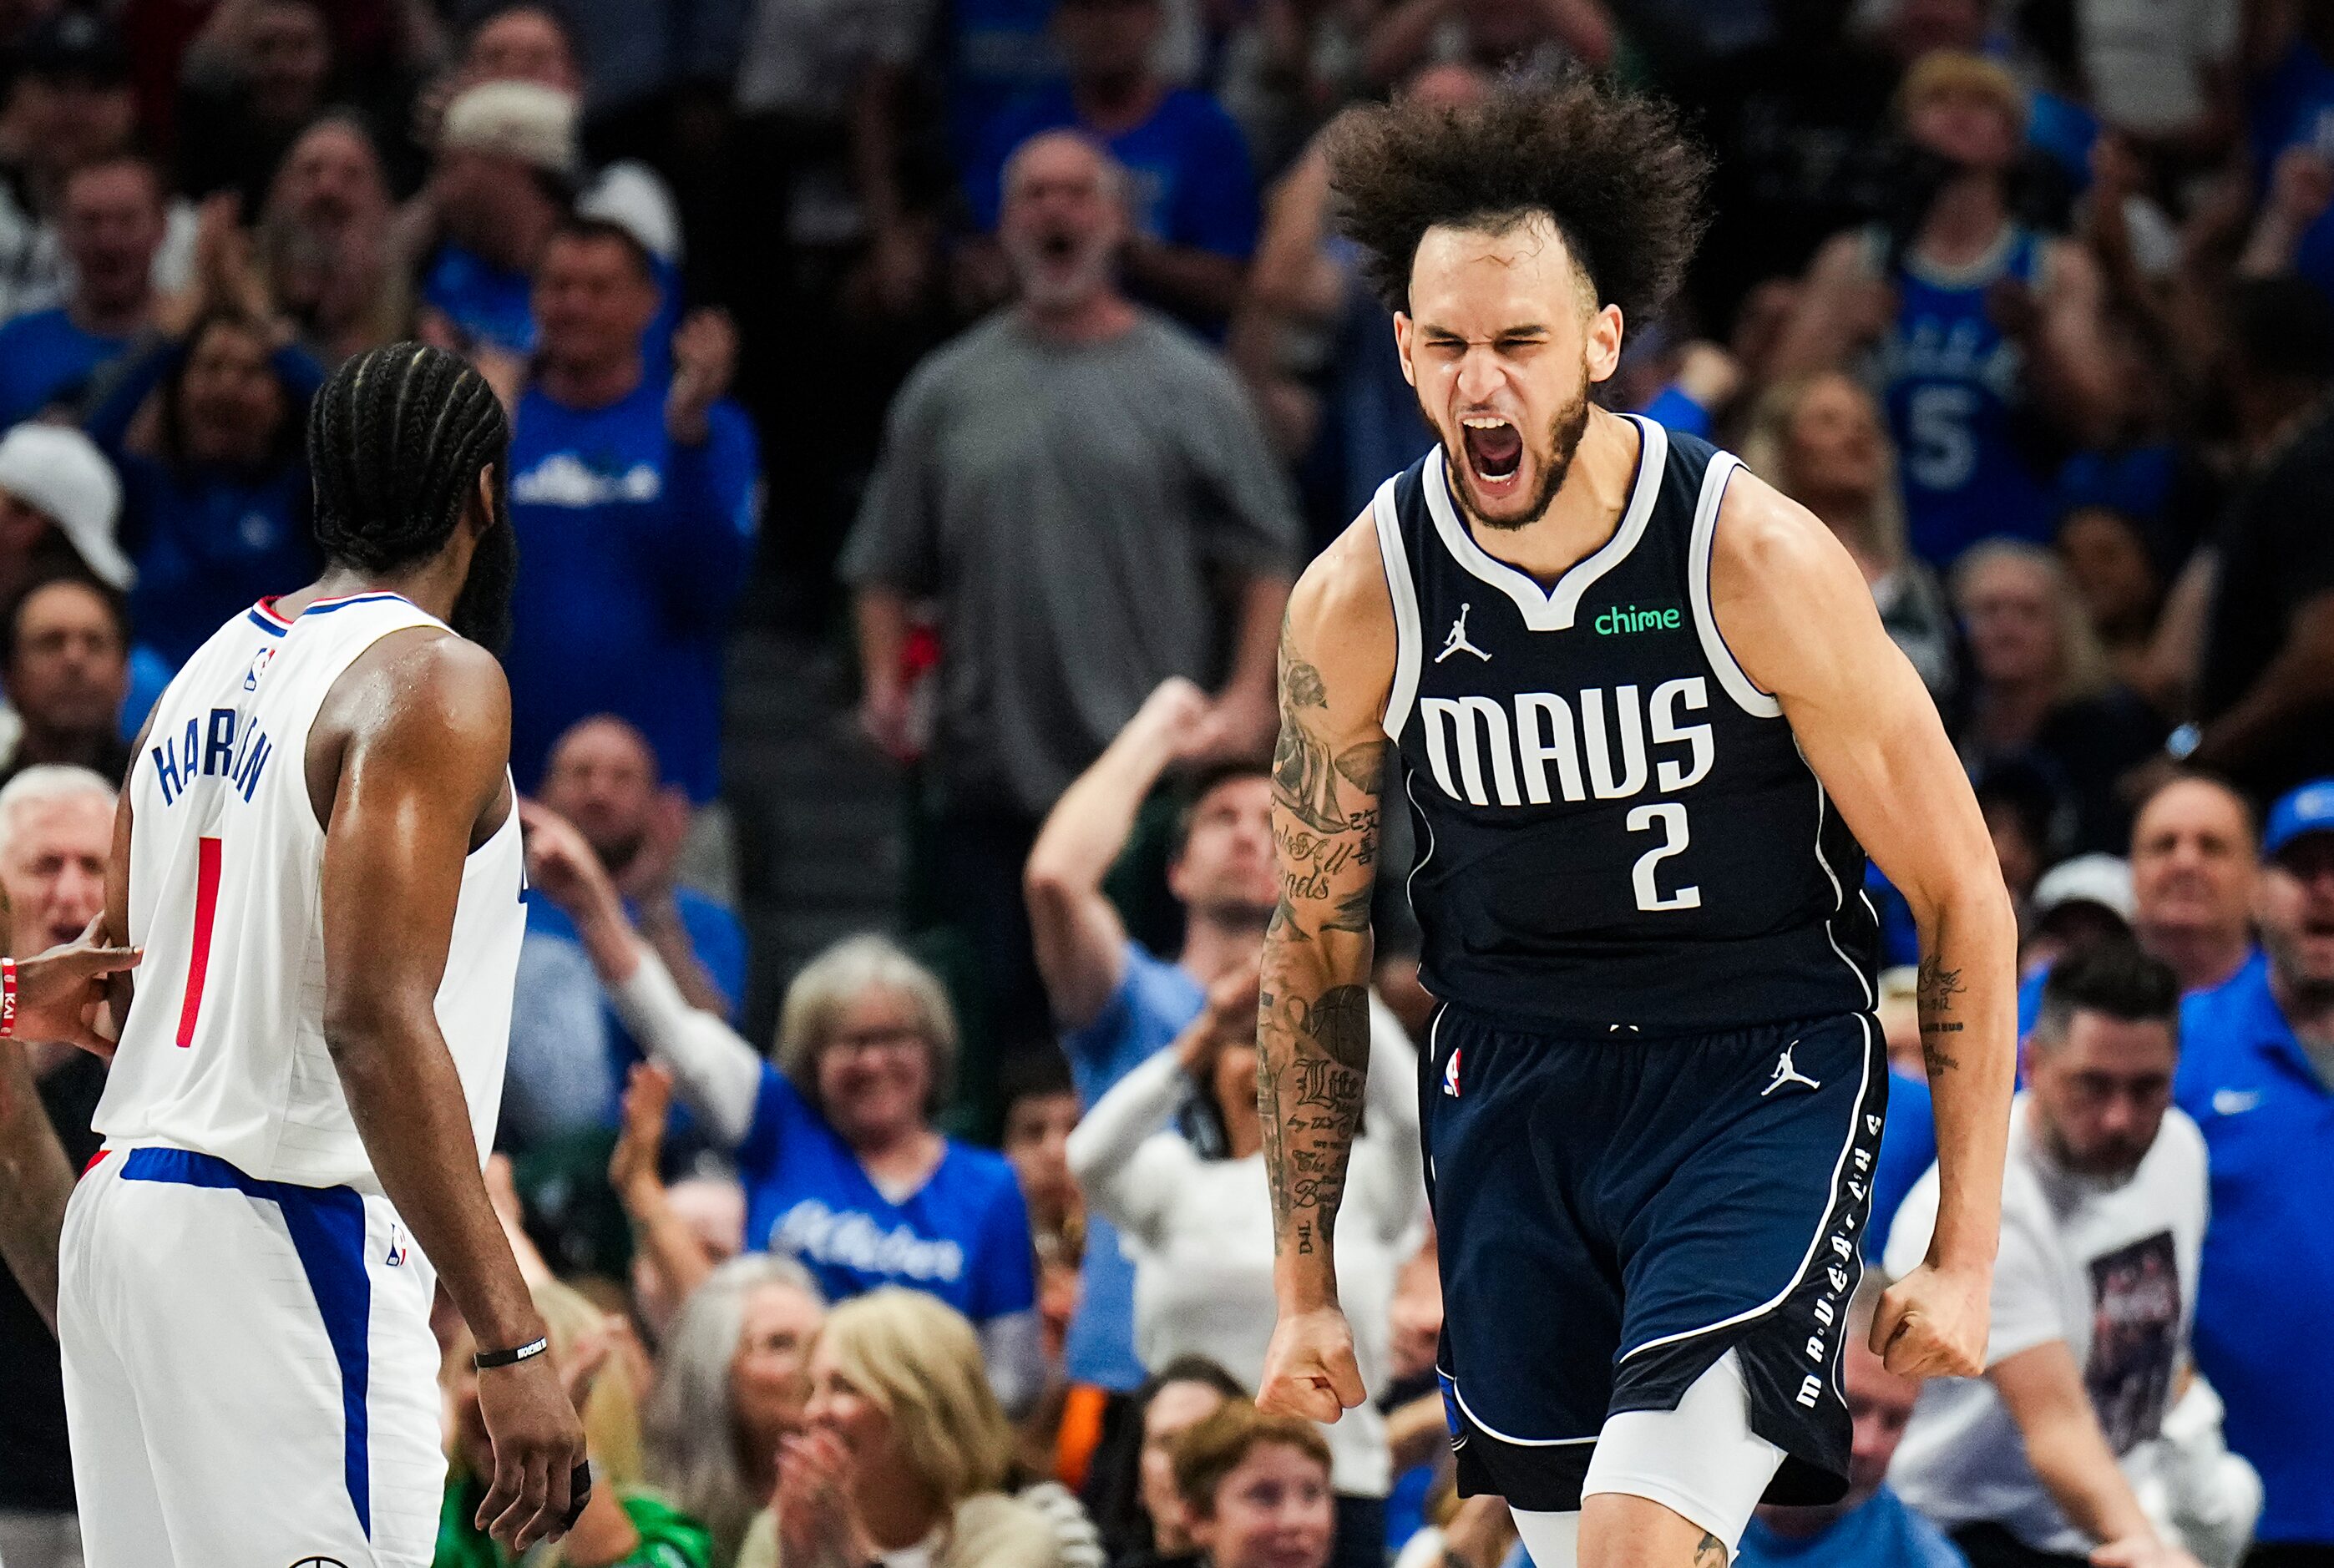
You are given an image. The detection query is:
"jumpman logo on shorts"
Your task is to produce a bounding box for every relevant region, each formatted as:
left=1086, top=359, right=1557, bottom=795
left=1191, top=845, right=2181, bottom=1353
left=1761, top=1042, right=1820, bottom=1096
left=1437, top=603, right=1491, bottom=663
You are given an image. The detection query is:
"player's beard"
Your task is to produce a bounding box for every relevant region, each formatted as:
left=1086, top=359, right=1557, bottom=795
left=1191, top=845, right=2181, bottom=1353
left=1436, top=375, right=1593, bottom=534
left=451, top=505, right=517, bottom=654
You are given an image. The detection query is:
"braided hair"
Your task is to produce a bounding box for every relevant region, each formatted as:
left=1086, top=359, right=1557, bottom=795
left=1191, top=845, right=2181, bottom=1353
left=307, top=342, right=509, bottom=574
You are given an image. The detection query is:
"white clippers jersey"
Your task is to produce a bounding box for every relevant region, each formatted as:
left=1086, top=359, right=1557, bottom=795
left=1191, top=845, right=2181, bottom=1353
left=95, top=592, right=524, bottom=1193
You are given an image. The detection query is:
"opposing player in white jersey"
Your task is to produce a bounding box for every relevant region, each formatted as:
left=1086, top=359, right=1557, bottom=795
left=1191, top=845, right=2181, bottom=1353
left=60, top=343, right=585, bottom=1566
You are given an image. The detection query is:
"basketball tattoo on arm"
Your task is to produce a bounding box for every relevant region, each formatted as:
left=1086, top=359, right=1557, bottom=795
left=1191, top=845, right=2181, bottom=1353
left=1259, top=620, right=1386, bottom=1262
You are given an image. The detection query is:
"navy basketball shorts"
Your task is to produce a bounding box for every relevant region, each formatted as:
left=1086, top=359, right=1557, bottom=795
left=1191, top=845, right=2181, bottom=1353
left=1420, top=1004, right=1888, bottom=1513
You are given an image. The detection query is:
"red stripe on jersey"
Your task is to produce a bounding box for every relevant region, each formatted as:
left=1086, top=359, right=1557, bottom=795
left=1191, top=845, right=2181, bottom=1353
left=176, top=837, right=223, bottom=1048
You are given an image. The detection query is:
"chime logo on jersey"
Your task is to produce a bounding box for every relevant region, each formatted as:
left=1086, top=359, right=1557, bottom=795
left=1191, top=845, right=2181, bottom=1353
left=1416, top=675, right=1714, bottom=808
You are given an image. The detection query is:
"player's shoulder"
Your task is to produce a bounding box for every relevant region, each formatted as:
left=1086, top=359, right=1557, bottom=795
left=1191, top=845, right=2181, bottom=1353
left=1289, top=507, right=1396, bottom=642
left=1711, top=462, right=1871, bottom=615
left=335, top=626, right=510, bottom=746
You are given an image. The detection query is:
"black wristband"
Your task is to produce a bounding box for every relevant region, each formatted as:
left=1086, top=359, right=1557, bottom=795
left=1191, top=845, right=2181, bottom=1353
left=473, top=1336, right=549, bottom=1370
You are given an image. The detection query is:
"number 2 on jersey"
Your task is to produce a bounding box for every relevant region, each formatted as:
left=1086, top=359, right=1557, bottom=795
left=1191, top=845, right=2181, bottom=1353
left=1626, top=804, right=1700, bottom=912
left=175, top=836, right=223, bottom=1048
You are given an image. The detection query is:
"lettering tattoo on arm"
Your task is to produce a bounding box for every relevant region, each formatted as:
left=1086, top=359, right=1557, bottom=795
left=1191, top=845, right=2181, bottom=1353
left=1259, top=625, right=1385, bottom=1262
left=1916, top=956, right=1966, bottom=1075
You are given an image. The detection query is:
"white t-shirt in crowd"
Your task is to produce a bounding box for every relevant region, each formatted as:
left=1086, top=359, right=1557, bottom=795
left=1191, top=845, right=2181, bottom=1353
left=1066, top=995, right=1425, bottom=1498
left=1882, top=1093, right=2208, bottom=1556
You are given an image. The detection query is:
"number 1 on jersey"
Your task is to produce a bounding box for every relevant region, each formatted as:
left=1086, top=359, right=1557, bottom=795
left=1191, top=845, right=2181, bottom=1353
left=175, top=836, right=222, bottom=1048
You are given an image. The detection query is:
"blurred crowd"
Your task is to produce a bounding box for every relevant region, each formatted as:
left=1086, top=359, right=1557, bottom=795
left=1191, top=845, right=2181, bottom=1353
left=1, top=0, right=2333, bottom=1565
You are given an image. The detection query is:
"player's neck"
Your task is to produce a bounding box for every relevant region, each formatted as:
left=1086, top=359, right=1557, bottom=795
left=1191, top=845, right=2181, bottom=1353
left=294, top=558, right=465, bottom=625
left=1914, top=175, right=2010, bottom=269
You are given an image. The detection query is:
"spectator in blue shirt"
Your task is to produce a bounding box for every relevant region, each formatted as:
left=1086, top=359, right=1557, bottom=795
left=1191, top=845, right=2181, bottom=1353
left=419, top=79, right=578, bottom=357
left=1024, top=677, right=1280, bottom=1399
left=2174, top=779, right=2334, bottom=1560
left=968, top=0, right=1259, bottom=326
left=504, top=714, right=749, bottom=1146
left=1735, top=1283, right=1967, bottom=1568
left=84, top=309, right=326, bottom=669
left=0, top=155, right=168, bottom=428
left=524, top=805, right=1043, bottom=1413
left=501, top=219, right=758, bottom=806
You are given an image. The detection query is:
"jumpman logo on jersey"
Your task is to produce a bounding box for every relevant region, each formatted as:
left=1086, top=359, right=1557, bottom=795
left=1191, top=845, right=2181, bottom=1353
left=1437, top=603, right=1491, bottom=663
left=1761, top=1042, right=1820, bottom=1097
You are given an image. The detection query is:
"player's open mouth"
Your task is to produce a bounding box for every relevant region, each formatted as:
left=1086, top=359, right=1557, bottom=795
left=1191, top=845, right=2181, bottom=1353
left=1040, top=230, right=1078, bottom=263
left=1461, top=416, right=1523, bottom=487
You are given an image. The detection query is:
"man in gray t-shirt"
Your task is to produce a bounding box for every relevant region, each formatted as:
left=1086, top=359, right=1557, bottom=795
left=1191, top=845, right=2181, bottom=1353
left=843, top=129, right=1298, bottom=1038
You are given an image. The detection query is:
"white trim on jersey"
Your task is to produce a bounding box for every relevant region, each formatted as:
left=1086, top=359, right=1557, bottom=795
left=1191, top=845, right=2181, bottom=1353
left=1803, top=762, right=1879, bottom=1011
left=1440, top=1366, right=1600, bottom=1447
left=1685, top=453, right=1785, bottom=720
left=1419, top=415, right=1668, bottom=632
left=1371, top=475, right=1424, bottom=741
left=1616, top=1013, right=1875, bottom=1365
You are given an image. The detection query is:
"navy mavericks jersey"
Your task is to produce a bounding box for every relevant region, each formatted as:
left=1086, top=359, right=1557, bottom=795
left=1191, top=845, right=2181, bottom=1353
left=1375, top=416, right=1880, bottom=1034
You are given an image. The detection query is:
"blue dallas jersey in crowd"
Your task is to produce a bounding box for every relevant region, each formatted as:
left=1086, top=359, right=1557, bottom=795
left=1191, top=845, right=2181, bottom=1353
left=1878, top=229, right=2057, bottom=566
left=0, top=308, right=132, bottom=428
left=2175, top=952, right=2334, bottom=1545
left=501, top=377, right=759, bottom=804
left=1733, top=1487, right=1968, bottom=1568
left=1060, top=940, right=1207, bottom=1392
left=968, top=86, right=1259, bottom=261
left=737, top=1065, right=1036, bottom=1325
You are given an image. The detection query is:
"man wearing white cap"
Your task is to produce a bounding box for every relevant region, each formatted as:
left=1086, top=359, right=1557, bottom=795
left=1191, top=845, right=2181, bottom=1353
left=418, top=79, right=681, bottom=360
left=0, top=424, right=132, bottom=604
left=2023, top=854, right=2138, bottom=979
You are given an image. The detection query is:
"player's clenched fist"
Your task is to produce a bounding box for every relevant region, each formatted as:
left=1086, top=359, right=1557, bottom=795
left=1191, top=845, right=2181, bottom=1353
left=1258, top=1305, right=1367, bottom=1424
left=1871, top=1260, right=1992, bottom=1378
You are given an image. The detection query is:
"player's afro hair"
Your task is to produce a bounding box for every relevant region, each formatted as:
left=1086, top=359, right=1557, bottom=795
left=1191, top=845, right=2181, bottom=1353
left=1324, top=73, right=1711, bottom=326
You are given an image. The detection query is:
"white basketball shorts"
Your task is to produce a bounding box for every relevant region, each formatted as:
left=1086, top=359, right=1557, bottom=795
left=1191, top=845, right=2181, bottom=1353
left=58, top=1147, right=447, bottom=1568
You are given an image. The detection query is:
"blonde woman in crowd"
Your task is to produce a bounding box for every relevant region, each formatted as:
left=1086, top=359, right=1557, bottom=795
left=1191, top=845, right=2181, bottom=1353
left=644, top=1256, right=831, bottom=1568
left=438, top=1277, right=711, bottom=1566
left=1738, top=370, right=1960, bottom=709
left=1952, top=539, right=2166, bottom=853
left=738, top=1289, right=1064, bottom=1568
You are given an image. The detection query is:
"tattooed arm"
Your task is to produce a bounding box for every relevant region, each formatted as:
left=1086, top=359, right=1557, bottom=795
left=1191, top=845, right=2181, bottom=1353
left=1256, top=516, right=1398, bottom=1424
left=1712, top=470, right=2017, bottom=1382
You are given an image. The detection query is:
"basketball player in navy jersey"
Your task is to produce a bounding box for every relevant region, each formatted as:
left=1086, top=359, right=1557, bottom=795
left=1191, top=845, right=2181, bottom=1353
left=1253, top=82, right=2019, bottom=1567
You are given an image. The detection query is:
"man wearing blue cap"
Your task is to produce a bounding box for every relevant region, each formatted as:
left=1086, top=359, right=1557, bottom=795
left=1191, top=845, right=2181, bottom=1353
left=2174, top=778, right=2334, bottom=1564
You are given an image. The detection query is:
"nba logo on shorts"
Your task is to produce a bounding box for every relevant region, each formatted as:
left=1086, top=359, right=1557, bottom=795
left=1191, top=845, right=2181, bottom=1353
left=385, top=1222, right=408, bottom=1267
left=1443, top=1048, right=1462, bottom=1097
